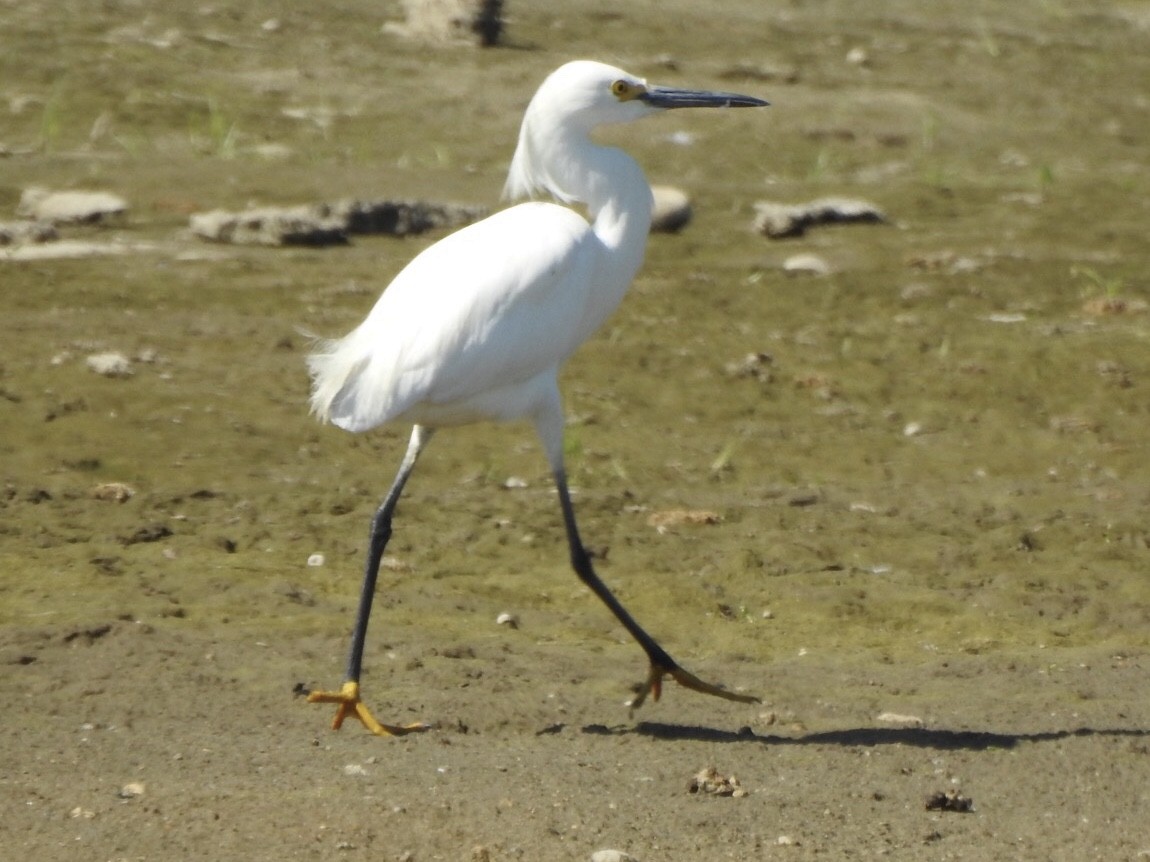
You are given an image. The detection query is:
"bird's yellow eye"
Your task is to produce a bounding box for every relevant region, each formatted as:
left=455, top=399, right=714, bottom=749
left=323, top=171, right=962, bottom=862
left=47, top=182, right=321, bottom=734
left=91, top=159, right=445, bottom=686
left=611, top=79, right=638, bottom=100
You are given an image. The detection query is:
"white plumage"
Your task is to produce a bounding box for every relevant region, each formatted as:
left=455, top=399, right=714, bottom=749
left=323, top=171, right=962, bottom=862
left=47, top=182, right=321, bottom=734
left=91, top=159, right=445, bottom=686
left=306, top=60, right=768, bottom=736
left=309, top=202, right=599, bottom=434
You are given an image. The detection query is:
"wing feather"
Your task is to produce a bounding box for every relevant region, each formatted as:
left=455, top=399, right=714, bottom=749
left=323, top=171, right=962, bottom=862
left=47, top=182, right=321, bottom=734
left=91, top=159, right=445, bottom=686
left=309, top=202, right=602, bottom=432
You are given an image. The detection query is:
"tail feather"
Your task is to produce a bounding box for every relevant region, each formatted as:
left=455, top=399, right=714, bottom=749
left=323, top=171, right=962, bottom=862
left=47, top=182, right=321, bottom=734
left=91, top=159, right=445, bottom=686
left=306, top=334, right=372, bottom=429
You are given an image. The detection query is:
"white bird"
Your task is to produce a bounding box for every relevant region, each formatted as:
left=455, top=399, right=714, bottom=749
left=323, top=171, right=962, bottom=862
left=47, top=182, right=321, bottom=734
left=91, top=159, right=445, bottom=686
left=306, top=60, right=768, bottom=735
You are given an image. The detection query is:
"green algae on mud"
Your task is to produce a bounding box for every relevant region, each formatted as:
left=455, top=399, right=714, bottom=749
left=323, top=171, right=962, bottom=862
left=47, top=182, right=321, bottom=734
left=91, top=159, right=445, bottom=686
left=1, top=0, right=1149, bottom=674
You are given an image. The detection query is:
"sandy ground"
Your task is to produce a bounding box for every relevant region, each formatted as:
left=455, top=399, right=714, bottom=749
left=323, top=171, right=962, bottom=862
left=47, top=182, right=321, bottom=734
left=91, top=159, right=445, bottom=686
left=5, top=620, right=1150, bottom=860
left=4, top=1, right=1150, bottom=860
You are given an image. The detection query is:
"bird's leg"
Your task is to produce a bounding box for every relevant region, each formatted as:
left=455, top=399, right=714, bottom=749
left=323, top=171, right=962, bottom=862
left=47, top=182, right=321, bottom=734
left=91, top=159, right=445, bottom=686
left=307, top=425, right=435, bottom=736
left=552, top=469, right=760, bottom=713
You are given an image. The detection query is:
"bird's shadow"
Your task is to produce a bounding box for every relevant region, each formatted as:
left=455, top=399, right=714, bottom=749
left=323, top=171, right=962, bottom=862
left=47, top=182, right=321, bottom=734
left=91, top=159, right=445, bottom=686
left=578, top=721, right=1150, bottom=751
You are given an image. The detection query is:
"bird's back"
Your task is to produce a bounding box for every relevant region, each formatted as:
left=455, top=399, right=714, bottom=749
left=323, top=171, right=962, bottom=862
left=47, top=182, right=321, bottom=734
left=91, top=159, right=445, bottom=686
left=309, top=202, right=609, bottom=433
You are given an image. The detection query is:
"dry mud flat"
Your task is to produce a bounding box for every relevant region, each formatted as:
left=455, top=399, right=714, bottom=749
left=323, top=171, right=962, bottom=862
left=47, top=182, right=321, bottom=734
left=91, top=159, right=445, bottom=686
left=4, top=0, right=1150, bottom=860
left=4, top=618, right=1150, bottom=860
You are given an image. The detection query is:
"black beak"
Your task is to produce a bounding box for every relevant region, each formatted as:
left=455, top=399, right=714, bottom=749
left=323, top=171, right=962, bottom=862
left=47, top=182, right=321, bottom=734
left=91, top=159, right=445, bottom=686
left=639, top=85, right=769, bottom=109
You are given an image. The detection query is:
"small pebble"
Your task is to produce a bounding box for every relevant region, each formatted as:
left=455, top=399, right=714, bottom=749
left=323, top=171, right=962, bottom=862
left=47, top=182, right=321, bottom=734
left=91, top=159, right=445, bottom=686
left=307, top=553, right=326, bottom=567
left=590, top=851, right=640, bottom=862
left=646, top=509, right=721, bottom=529
left=91, top=482, right=135, bottom=503
left=118, top=781, right=145, bottom=799
left=985, top=312, right=1027, bottom=324
left=86, top=352, right=133, bottom=378
left=783, top=253, right=832, bottom=276
left=496, top=612, right=519, bottom=629
left=876, top=711, right=924, bottom=728
left=725, top=351, right=773, bottom=381
left=925, top=789, right=974, bottom=812
left=688, top=766, right=748, bottom=798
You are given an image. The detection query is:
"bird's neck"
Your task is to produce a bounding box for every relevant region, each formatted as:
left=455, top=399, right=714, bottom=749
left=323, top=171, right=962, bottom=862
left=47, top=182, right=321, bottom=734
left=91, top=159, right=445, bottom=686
left=506, top=121, right=652, bottom=289
left=581, top=145, right=652, bottom=284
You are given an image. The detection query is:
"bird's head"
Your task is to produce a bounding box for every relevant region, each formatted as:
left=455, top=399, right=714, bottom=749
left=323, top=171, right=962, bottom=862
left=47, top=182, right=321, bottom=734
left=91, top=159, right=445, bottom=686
left=504, top=60, right=768, bottom=202
left=528, top=60, right=769, bottom=131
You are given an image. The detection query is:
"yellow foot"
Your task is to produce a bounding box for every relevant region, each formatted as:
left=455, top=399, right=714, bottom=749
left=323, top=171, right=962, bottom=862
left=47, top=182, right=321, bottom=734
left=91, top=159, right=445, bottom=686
left=306, top=681, right=432, bottom=737
left=628, top=663, right=761, bottom=714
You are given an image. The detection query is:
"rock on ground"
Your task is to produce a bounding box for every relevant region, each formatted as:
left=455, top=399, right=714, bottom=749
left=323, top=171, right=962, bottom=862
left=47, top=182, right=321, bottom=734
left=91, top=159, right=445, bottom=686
left=190, top=199, right=487, bottom=246
left=650, top=185, right=692, bottom=233
left=0, top=220, right=57, bottom=245
left=1, top=240, right=143, bottom=261
left=754, top=196, right=886, bottom=238
left=17, top=187, right=128, bottom=224
left=190, top=206, right=349, bottom=247
left=384, top=0, right=504, bottom=46
left=328, top=199, right=487, bottom=237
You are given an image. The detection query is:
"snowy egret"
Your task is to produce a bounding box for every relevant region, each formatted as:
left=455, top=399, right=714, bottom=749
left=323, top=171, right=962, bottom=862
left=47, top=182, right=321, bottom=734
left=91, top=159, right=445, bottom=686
left=306, top=60, right=768, bottom=735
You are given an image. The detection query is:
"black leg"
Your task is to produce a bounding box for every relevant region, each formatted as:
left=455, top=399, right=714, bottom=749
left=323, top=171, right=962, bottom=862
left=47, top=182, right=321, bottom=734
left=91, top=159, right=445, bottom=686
left=344, top=425, right=432, bottom=683
left=552, top=466, right=760, bottom=710
left=553, top=468, right=678, bottom=671
left=308, top=426, right=435, bottom=735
